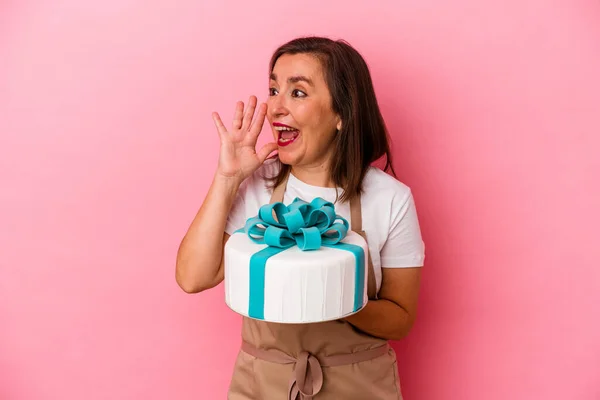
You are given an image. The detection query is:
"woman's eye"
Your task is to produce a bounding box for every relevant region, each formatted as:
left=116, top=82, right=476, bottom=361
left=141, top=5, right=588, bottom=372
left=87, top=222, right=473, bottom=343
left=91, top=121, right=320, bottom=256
left=292, top=89, right=307, bottom=98
left=269, top=87, right=278, bottom=96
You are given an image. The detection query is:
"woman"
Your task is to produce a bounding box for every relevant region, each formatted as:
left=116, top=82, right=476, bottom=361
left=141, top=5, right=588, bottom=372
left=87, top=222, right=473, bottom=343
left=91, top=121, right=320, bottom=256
left=176, top=37, right=425, bottom=399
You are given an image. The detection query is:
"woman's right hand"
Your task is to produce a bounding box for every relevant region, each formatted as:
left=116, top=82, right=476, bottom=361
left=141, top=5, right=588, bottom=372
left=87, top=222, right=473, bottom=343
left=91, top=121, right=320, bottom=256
left=212, top=95, right=277, bottom=185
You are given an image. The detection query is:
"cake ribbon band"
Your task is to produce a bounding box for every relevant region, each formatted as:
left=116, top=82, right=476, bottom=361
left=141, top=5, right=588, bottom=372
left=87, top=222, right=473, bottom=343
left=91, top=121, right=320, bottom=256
left=237, top=197, right=366, bottom=320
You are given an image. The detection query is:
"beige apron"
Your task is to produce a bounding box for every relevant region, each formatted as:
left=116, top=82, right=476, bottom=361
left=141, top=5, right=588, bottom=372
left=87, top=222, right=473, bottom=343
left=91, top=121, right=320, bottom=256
left=227, top=173, right=403, bottom=400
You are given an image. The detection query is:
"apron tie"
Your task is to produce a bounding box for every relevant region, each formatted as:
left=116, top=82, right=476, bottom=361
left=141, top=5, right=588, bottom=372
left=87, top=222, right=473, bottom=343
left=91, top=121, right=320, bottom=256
left=289, top=351, right=323, bottom=399
left=241, top=341, right=390, bottom=400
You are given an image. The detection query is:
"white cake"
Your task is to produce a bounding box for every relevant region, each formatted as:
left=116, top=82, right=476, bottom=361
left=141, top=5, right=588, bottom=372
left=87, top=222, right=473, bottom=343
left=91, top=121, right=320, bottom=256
left=224, top=229, right=368, bottom=324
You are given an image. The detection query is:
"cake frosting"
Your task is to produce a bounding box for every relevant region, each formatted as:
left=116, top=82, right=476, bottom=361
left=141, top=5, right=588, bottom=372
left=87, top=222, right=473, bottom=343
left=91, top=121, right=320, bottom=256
left=224, top=197, right=368, bottom=324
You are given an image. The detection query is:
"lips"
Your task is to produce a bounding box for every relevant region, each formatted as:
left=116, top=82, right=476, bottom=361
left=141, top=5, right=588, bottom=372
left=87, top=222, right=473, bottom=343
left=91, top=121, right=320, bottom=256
left=273, top=122, right=300, bottom=147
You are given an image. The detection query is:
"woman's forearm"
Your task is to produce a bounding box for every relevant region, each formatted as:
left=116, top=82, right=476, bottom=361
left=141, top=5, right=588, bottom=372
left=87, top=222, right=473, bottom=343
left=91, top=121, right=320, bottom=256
left=343, top=299, right=414, bottom=341
left=175, top=174, right=240, bottom=293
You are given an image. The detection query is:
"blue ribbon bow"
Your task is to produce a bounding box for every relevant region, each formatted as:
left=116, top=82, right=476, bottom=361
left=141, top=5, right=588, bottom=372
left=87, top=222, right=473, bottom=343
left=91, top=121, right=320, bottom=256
left=237, top=197, right=365, bottom=321
left=243, top=197, right=350, bottom=251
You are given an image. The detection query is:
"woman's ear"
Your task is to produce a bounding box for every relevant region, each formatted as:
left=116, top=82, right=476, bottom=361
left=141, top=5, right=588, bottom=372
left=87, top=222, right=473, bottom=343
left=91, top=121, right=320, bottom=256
left=336, top=119, right=342, bottom=131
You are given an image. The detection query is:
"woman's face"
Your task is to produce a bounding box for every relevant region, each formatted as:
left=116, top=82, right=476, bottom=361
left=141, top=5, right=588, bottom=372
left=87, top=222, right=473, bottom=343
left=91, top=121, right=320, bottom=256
left=267, top=53, right=341, bottom=168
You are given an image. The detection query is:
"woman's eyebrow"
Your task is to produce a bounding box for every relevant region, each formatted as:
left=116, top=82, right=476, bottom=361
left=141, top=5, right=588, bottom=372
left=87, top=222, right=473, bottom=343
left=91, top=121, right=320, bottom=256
left=270, top=73, right=314, bottom=87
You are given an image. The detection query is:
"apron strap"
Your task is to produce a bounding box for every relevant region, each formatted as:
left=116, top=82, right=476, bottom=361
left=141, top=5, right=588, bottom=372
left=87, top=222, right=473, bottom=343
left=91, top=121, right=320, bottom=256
left=269, top=168, right=378, bottom=299
left=269, top=171, right=288, bottom=204
left=349, top=195, right=362, bottom=232
left=349, top=194, right=378, bottom=300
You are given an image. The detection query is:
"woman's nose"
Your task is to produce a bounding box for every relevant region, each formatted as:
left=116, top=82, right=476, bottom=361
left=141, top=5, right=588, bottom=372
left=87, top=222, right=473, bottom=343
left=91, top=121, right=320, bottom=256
left=268, top=95, right=289, bottom=118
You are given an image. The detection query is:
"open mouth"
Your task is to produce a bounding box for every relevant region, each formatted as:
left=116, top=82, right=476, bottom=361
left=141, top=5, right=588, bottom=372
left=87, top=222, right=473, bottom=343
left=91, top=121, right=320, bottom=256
left=273, top=123, right=300, bottom=147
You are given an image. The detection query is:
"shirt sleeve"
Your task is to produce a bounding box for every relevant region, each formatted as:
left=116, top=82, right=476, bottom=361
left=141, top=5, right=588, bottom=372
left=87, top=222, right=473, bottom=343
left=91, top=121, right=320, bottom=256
left=380, top=190, right=426, bottom=268
left=224, top=178, right=250, bottom=235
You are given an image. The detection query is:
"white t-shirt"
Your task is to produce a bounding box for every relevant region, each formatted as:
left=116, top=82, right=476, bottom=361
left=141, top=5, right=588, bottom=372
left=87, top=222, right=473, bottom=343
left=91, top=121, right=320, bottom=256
left=225, top=159, right=425, bottom=293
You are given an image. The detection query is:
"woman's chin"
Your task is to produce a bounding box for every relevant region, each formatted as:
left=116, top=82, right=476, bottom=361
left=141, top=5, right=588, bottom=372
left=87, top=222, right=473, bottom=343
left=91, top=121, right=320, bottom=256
left=277, top=154, right=294, bottom=165
left=277, top=151, right=299, bottom=166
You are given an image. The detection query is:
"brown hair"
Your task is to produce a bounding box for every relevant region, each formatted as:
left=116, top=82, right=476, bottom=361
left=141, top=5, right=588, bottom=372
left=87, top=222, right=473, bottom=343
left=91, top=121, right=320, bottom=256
left=266, top=36, right=396, bottom=203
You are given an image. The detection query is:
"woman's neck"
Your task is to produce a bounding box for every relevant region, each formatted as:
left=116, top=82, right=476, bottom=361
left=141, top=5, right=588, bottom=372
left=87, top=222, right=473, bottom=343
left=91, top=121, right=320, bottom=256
left=290, top=163, right=335, bottom=188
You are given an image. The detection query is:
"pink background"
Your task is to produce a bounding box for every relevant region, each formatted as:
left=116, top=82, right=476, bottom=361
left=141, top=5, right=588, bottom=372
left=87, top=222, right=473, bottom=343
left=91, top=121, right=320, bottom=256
left=1, top=1, right=599, bottom=399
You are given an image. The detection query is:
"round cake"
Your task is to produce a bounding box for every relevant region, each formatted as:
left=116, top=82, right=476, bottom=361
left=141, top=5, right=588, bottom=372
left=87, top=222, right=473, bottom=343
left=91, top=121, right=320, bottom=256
left=224, top=197, right=368, bottom=324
